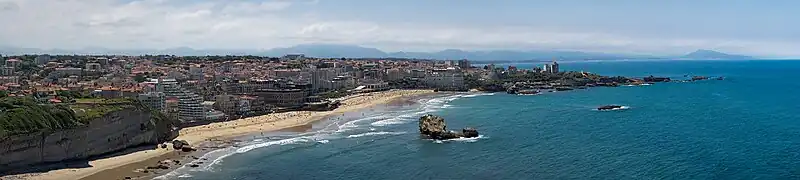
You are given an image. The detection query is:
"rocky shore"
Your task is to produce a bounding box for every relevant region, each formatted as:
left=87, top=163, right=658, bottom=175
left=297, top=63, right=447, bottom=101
left=502, top=73, right=723, bottom=94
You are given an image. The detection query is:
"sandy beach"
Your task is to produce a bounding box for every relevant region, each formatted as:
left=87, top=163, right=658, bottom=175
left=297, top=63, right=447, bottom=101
left=5, top=89, right=435, bottom=180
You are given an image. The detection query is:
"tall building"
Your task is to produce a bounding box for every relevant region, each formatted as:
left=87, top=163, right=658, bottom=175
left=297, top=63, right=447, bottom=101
left=35, top=55, right=51, bottom=65
left=425, top=68, right=466, bottom=91
left=550, top=61, right=559, bottom=73
left=156, top=79, right=205, bottom=122
left=542, top=61, right=559, bottom=73
left=457, top=59, right=471, bottom=69
left=311, top=68, right=341, bottom=92
left=137, top=92, right=166, bottom=112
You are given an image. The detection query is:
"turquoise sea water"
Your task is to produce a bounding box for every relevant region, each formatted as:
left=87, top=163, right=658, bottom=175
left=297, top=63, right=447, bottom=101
left=160, top=60, right=800, bottom=179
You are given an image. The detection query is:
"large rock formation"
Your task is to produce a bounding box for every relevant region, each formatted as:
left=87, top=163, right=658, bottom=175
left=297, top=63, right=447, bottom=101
left=418, top=114, right=479, bottom=140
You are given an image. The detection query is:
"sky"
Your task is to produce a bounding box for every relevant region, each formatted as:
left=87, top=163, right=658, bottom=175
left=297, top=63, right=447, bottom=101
left=0, top=0, right=798, bottom=57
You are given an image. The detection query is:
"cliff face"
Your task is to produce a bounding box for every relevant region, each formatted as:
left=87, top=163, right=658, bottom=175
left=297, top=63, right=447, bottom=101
left=0, top=107, right=179, bottom=172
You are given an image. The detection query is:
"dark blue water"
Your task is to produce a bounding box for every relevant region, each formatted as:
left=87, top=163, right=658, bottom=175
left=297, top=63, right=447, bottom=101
left=164, top=60, right=800, bottom=180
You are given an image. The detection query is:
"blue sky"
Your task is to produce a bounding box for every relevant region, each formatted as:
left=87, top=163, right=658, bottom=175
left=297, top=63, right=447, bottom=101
left=0, top=0, right=797, bottom=57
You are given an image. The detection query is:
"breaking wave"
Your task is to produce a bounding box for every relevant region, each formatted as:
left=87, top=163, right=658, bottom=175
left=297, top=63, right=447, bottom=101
left=433, top=135, right=487, bottom=144
left=346, top=131, right=407, bottom=138
left=156, top=92, right=488, bottom=179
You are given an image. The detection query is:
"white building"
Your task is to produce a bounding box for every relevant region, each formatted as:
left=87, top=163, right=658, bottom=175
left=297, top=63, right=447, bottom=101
left=542, top=61, right=560, bottom=73
left=424, top=68, right=465, bottom=91
left=156, top=79, right=205, bottom=122
left=386, top=68, right=407, bottom=81
left=311, top=68, right=345, bottom=91
left=137, top=92, right=166, bottom=112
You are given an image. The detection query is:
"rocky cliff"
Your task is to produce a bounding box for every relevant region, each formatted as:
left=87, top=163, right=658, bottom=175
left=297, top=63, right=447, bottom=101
left=418, top=114, right=479, bottom=140
left=0, top=102, right=179, bottom=173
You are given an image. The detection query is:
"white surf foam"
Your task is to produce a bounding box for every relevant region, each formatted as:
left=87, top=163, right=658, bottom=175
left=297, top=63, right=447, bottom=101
left=462, top=93, right=495, bottom=98
left=346, top=131, right=407, bottom=138
left=370, top=117, right=411, bottom=127
left=335, top=115, right=392, bottom=133
left=432, top=135, right=487, bottom=143
left=371, top=94, right=463, bottom=127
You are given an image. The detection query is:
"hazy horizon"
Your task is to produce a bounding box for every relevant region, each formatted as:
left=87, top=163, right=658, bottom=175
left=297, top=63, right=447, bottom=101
left=0, top=0, right=797, bottom=57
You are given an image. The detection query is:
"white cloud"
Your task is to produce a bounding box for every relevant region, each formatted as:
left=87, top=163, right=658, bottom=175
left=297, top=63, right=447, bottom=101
left=0, top=0, right=797, bottom=57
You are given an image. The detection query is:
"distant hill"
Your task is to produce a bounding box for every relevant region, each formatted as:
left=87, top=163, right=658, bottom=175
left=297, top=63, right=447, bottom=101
left=258, top=44, right=388, bottom=58
left=259, top=44, right=650, bottom=61
left=682, top=49, right=754, bottom=60
left=3, top=44, right=752, bottom=61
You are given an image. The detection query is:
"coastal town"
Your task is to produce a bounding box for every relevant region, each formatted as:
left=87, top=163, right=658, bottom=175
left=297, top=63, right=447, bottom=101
left=0, top=53, right=704, bottom=180
left=0, top=54, right=607, bottom=126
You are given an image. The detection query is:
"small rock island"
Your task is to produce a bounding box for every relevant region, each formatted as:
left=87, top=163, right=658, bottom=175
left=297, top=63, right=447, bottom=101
left=418, top=114, right=479, bottom=140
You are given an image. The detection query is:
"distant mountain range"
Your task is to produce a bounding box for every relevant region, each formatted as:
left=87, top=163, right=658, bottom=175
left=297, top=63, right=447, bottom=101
left=0, top=44, right=755, bottom=61
left=681, top=49, right=753, bottom=60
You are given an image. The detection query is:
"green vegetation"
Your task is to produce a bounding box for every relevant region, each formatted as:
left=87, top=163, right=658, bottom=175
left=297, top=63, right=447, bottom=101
left=71, top=98, right=137, bottom=122
left=0, top=97, right=81, bottom=136
left=0, top=97, right=144, bottom=137
left=133, top=74, right=147, bottom=83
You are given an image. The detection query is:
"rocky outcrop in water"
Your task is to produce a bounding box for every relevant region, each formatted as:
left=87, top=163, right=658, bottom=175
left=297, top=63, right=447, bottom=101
left=418, top=114, right=479, bottom=140
left=644, top=76, right=671, bottom=82
left=597, top=105, right=623, bottom=111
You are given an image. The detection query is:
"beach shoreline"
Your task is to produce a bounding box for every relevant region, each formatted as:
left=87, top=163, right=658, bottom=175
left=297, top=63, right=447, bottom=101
left=4, top=89, right=436, bottom=180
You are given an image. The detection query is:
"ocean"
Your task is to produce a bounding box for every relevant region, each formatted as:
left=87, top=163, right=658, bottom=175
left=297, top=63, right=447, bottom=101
left=159, top=60, right=800, bottom=179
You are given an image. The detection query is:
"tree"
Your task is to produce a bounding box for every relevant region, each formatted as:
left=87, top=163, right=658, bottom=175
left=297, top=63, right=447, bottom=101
left=0, top=91, right=7, bottom=98
left=133, top=74, right=147, bottom=83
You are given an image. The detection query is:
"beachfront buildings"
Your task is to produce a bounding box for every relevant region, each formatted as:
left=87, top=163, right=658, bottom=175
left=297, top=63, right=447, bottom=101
left=255, top=88, right=307, bottom=108
left=155, top=79, right=205, bottom=122
left=311, top=67, right=345, bottom=92
left=425, top=68, right=466, bottom=91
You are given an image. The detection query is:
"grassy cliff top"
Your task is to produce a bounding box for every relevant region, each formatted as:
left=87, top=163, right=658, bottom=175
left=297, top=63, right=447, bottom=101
left=0, top=97, right=140, bottom=137
left=70, top=98, right=138, bottom=123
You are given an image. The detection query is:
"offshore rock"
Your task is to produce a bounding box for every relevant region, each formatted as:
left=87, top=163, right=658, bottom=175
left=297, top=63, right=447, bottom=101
left=644, top=76, right=671, bottom=82
left=418, top=114, right=479, bottom=140
left=691, top=76, right=709, bottom=81
left=462, top=128, right=479, bottom=138
left=597, top=105, right=624, bottom=111
left=418, top=114, right=446, bottom=135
